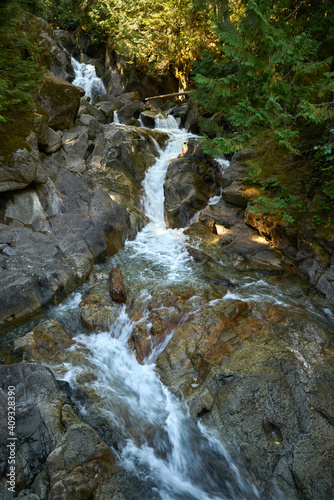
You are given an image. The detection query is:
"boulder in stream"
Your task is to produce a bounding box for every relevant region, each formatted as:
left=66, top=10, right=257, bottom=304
left=164, top=138, right=224, bottom=228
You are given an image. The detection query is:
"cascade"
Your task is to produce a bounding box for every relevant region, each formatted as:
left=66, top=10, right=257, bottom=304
left=49, top=118, right=259, bottom=499
left=71, top=56, right=106, bottom=99
left=45, top=113, right=334, bottom=500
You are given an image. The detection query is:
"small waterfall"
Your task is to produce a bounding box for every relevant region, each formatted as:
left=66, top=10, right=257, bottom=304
left=55, top=121, right=259, bottom=499
left=71, top=56, right=106, bottom=99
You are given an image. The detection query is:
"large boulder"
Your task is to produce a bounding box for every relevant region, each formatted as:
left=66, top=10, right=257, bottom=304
left=164, top=138, right=224, bottom=228
left=35, top=75, right=85, bottom=131
left=0, top=133, right=47, bottom=192
left=0, top=163, right=131, bottom=327
left=0, top=363, right=122, bottom=499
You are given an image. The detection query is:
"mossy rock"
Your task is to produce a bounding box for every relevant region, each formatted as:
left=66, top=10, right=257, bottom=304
left=35, top=74, right=85, bottom=131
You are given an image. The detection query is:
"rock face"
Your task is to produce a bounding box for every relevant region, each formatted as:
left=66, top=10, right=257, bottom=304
left=35, top=75, right=85, bottom=131
left=164, top=138, right=224, bottom=228
left=156, top=302, right=334, bottom=500
left=0, top=164, right=130, bottom=327
left=0, top=363, right=123, bottom=499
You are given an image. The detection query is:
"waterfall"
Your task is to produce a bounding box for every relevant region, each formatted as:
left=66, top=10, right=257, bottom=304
left=56, top=120, right=259, bottom=500
left=71, top=56, right=106, bottom=99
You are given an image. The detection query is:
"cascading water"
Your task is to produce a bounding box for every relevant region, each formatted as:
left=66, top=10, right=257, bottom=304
left=50, top=116, right=260, bottom=499
left=71, top=56, right=106, bottom=99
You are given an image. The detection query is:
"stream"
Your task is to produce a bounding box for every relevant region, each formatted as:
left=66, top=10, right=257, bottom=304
left=46, top=117, right=261, bottom=499
left=3, top=59, right=333, bottom=499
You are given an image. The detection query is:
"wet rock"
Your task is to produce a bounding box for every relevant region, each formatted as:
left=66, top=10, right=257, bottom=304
left=0, top=363, right=121, bottom=499
left=140, top=110, right=166, bottom=128
left=80, top=294, right=118, bottom=332
left=109, top=268, right=127, bottom=303
left=117, top=101, right=146, bottom=123
left=164, top=138, right=223, bottom=228
left=95, top=101, right=116, bottom=122
left=10, top=319, right=74, bottom=364
left=84, top=124, right=167, bottom=236
left=35, top=74, right=85, bottom=131
left=156, top=304, right=334, bottom=499
left=0, top=133, right=47, bottom=193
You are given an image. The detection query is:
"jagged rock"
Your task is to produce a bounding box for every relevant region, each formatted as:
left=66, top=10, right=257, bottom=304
left=80, top=294, right=119, bottom=332
left=109, top=268, right=127, bottom=303
left=95, top=101, right=116, bottom=122
left=35, top=74, right=85, bottom=131
left=185, top=107, right=200, bottom=134
left=184, top=199, right=286, bottom=272
left=0, top=133, right=47, bottom=192
left=84, top=124, right=168, bottom=237
left=74, top=114, right=104, bottom=139
left=164, top=138, right=224, bottom=228
left=78, top=101, right=105, bottom=123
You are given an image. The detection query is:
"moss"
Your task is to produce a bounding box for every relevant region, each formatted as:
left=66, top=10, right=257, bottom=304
left=0, top=110, right=36, bottom=159
left=242, top=127, right=334, bottom=239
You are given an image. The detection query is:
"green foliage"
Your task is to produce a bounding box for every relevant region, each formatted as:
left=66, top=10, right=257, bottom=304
left=0, top=0, right=44, bottom=126
left=249, top=192, right=305, bottom=224
left=311, top=129, right=334, bottom=204
left=193, top=0, right=334, bottom=155
left=32, top=0, right=216, bottom=80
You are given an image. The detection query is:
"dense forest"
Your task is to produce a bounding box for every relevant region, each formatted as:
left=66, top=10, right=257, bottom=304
left=1, top=0, right=334, bottom=229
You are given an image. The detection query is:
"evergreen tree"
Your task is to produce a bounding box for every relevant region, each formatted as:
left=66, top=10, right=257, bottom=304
left=0, top=0, right=44, bottom=126
left=193, top=0, right=334, bottom=155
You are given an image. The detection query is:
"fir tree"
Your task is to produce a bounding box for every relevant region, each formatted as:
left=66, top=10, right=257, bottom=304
left=193, top=0, right=334, bottom=155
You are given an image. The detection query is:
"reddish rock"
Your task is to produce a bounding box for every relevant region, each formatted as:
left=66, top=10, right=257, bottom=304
left=109, top=268, right=127, bottom=303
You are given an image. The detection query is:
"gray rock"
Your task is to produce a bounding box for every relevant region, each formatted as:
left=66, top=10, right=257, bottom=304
left=140, top=110, right=166, bottom=128
left=0, top=134, right=47, bottom=193
left=5, top=189, right=46, bottom=226
left=62, top=127, right=89, bottom=174
left=164, top=138, right=223, bottom=228
left=117, top=101, right=145, bottom=123
left=44, top=128, right=62, bottom=154
left=0, top=363, right=121, bottom=499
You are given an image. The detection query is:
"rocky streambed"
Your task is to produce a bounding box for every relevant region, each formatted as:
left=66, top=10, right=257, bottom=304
left=0, top=19, right=334, bottom=500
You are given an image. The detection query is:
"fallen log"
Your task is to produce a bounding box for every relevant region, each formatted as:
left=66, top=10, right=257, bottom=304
left=145, top=91, right=192, bottom=101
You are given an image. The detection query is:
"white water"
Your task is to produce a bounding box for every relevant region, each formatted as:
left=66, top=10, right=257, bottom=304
left=59, top=117, right=258, bottom=499
left=71, top=56, right=106, bottom=99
